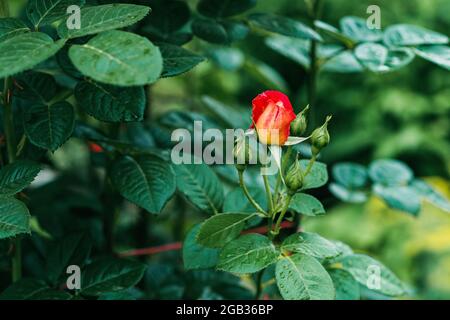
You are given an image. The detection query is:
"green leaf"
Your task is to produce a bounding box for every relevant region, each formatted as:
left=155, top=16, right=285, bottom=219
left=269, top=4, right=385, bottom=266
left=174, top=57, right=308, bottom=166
left=282, top=232, right=340, bottom=258
left=81, top=258, right=146, bottom=296
left=414, top=45, right=450, bottom=70
left=354, top=43, right=388, bottom=72
left=224, top=187, right=267, bottom=214
left=183, top=224, right=220, bottom=270
left=74, top=81, right=145, bottom=122
left=339, top=16, right=382, bottom=42
left=0, top=32, right=65, bottom=79
left=27, top=0, right=85, bottom=28
left=276, top=254, right=335, bottom=300
left=207, top=47, right=244, bottom=71
left=192, top=18, right=248, bottom=44
left=369, top=159, right=413, bottom=186
left=332, top=162, right=367, bottom=188
left=373, top=185, right=421, bottom=216
left=159, top=43, right=205, bottom=77
left=332, top=254, right=405, bottom=296
left=0, top=197, right=30, bottom=239
left=198, top=0, right=256, bottom=18
left=382, top=48, right=415, bottom=71
left=299, top=160, right=328, bottom=190
left=243, top=58, right=289, bottom=92
left=173, top=162, right=224, bottom=213
left=200, top=95, right=250, bottom=129
left=57, top=4, right=150, bottom=39
left=110, top=155, right=176, bottom=214
left=328, top=269, right=360, bottom=300
left=289, top=193, right=325, bottom=216
left=69, top=30, right=162, bottom=86
left=0, top=18, right=30, bottom=42
left=14, top=71, right=59, bottom=103
left=23, top=101, right=75, bottom=151
left=384, top=24, right=448, bottom=47
left=0, top=160, right=41, bottom=196
left=314, top=20, right=354, bottom=47
left=196, top=213, right=257, bottom=248
left=140, top=0, right=190, bottom=43
left=410, top=179, right=450, bottom=212
left=322, top=50, right=363, bottom=73
left=0, top=281, right=70, bottom=300
left=248, top=13, right=322, bottom=41
left=265, top=36, right=310, bottom=69
left=329, top=183, right=367, bottom=203
left=46, top=233, right=92, bottom=285
left=218, top=234, right=279, bottom=273
left=98, top=291, right=136, bottom=300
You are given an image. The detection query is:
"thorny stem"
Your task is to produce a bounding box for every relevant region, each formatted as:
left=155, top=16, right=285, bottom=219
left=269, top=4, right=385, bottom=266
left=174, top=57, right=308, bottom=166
left=238, top=169, right=267, bottom=215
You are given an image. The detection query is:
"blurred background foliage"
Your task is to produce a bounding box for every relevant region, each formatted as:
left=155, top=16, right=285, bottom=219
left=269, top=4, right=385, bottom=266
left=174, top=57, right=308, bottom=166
left=7, top=0, right=450, bottom=299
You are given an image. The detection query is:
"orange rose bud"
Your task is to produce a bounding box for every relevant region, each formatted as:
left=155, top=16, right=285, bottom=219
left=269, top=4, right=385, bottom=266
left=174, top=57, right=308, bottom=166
left=251, top=90, right=296, bottom=145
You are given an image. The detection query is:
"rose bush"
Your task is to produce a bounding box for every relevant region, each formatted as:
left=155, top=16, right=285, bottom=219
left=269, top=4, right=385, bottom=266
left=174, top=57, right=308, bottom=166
left=0, top=0, right=448, bottom=300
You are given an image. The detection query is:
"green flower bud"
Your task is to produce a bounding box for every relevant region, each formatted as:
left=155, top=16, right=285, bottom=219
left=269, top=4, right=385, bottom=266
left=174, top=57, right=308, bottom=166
left=285, top=158, right=303, bottom=193
left=311, top=115, right=332, bottom=156
left=233, top=136, right=252, bottom=171
left=290, top=105, right=310, bottom=137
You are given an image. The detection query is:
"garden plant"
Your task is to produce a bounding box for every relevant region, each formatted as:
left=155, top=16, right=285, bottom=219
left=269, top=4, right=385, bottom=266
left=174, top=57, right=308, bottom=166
left=0, top=0, right=449, bottom=300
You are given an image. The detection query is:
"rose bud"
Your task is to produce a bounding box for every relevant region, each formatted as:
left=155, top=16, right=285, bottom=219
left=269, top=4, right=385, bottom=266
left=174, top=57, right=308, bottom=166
left=233, top=135, right=253, bottom=171
left=251, top=90, right=296, bottom=145
left=285, top=158, right=303, bottom=193
left=311, top=115, right=332, bottom=156
left=290, top=104, right=310, bottom=137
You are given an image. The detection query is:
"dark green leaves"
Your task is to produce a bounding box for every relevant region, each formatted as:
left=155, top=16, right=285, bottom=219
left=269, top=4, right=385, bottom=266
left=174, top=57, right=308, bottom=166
left=69, top=30, right=163, bottom=86
left=75, top=81, right=146, bottom=122
left=27, top=0, right=85, bottom=28
left=196, top=213, right=258, bottom=248
left=81, top=258, right=146, bottom=296
left=218, top=234, right=279, bottom=273
left=23, top=101, right=75, bottom=152
left=332, top=254, right=405, bottom=296
left=183, top=224, right=219, bottom=270
left=0, top=32, right=65, bottom=78
left=46, top=233, right=91, bottom=285
left=0, top=160, right=41, bottom=195
left=0, top=18, right=29, bottom=42
left=384, top=24, right=448, bottom=47
left=276, top=254, right=334, bottom=300
left=198, top=0, right=256, bottom=18
left=110, top=155, right=176, bottom=214
left=159, top=43, right=205, bottom=77
left=369, top=159, right=413, bottom=186
left=173, top=163, right=224, bottom=213
left=249, top=13, right=322, bottom=41
left=0, top=197, right=31, bottom=239
left=14, top=72, right=59, bottom=103
left=0, top=279, right=69, bottom=300
left=57, top=4, right=150, bottom=39
left=289, top=193, right=325, bottom=216
left=192, top=18, right=249, bottom=44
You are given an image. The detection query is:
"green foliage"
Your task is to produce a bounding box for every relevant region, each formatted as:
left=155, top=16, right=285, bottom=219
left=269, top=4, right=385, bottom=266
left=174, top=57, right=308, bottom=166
left=183, top=224, right=220, bottom=270
left=23, top=101, right=75, bottom=151
left=0, top=160, right=41, bottom=195
left=110, top=155, right=176, bottom=214
left=69, top=30, right=163, bottom=86
left=26, top=0, right=85, bottom=29
left=288, top=193, right=325, bottom=216
left=281, top=232, right=340, bottom=258
left=0, top=196, right=30, bottom=239
left=276, top=254, right=335, bottom=300
left=218, top=234, right=279, bottom=273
